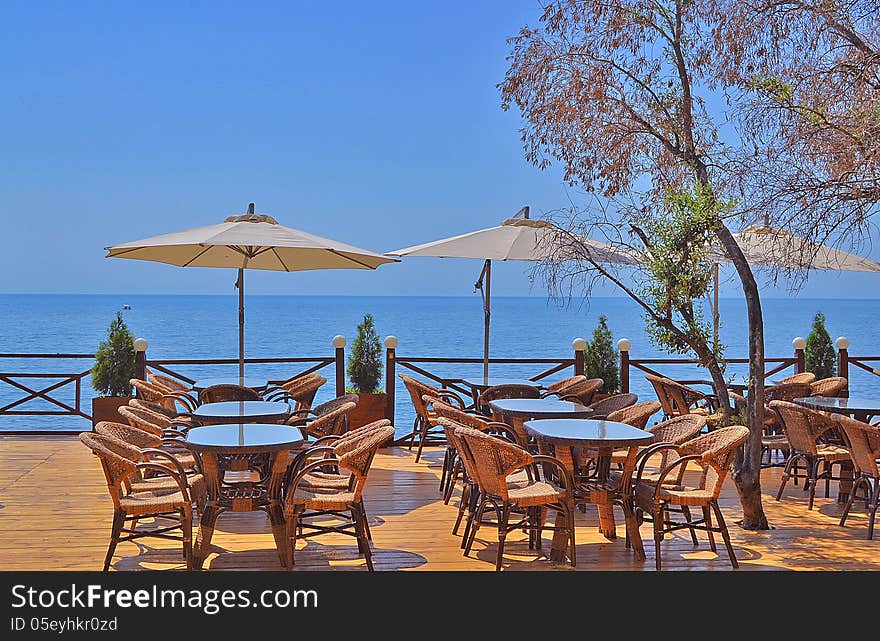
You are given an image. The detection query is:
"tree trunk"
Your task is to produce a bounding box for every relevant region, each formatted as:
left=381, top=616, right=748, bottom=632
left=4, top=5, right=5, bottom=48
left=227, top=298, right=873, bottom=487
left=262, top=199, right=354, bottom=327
left=712, top=223, right=770, bottom=530
left=692, top=342, right=732, bottom=424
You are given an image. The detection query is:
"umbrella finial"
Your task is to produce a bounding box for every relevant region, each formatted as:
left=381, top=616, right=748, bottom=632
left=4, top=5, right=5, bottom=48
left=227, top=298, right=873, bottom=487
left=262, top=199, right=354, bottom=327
left=248, top=202, right=255, bottom=215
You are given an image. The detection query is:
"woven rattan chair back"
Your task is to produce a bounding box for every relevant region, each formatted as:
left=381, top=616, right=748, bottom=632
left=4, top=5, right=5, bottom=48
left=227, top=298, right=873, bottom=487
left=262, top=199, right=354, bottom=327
left=147, top=372, right=192, bottom=394
left=456, top=425, right=533, bottom=500
left=769, top=400, right=835, bottom=455
left=303, top=401, right=356, bottom=439
left=764, top=382, right=813, bottom=403
left=334, top=424, right=396, bottom=501
left=607, top=400, right=661, bottom=429
left=429, top=397, right=492, bottom=431
left=95, top=420, right=162, bottom=450
left=648, top=414, right=707, bottom=445
left=777, top=372, right=817, bottom=385
left=118, top=405, right=171, bottom=437
left=198, top=383, right=262, bottom=404
left=131, top=379, right=171, bottom=404
left=129, top=398, right=178, bottom=420
left=399, top=374, right=440, bottom=423
left=810, top=376, right=848, bottom=398
left=678, top=425, right=750, bottom=499
left=833, top=414, right=880, bottom=478
left=546, top=375, right=586, bottom=393
left=312, top=393, right=359, bottom=417
left=660, top=378, right=711, bottom=416
left=281, top=373, right=327, bottom=411
left=588, top=393, right=638, bottom=418
left=436, top=417, right=481, bottom=481
left=478, top=383, right=541, bottom=414
left=331, top=419, right=393, bottom=457
left=645, top=374, right=675, bottom=417
left=80, top=432, right=142, bottom=507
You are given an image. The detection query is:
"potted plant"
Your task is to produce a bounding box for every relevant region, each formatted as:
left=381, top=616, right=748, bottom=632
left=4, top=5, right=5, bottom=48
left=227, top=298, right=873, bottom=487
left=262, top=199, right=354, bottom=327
left=583, top=315, right=620, bottom=400
left=90, top=311, right=136, bottom=427
left=346, top=313, right=386, bottom=429
left=805, top=311, right=836, bottom=379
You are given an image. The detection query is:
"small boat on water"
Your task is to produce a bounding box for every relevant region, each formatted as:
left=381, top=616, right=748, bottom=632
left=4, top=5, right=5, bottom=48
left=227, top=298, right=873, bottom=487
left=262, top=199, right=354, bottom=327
left=122, top=304, right=131, bottom=310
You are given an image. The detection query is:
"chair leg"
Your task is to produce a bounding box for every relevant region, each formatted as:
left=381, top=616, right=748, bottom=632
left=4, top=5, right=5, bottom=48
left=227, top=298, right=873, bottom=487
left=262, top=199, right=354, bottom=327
left=702, top=505, right=717, bottom=552
left=460, top=484, right=481, bottom=549
left=407, top=416, right=420, bottom=451
left=681, top=505, right=699, bottom=546
left=495, top=505, right=510, bottom=571
left=453, top=483, right=469, bottom=536
left=102, top=510, right=126, bottom=571
left=352, top=504, right=373, bottom=571
left=823, top=461, right=831, bottom=498
left=808, top=457, right=820, bottom=510
left=776, top=454, right=800, bottom=501
left=652, top=504, right=664, bottom=572
left=464, top=497, right=488, bottom=556
left=439, top=447, right=451, bottom=492
left=286, top=508, right=302, bottom=571
left=868, top=478, right=880, bottom=541
left=840, top=476, right=863, bottom=528
left=181, top=507, right=193, bottom=570
left=358, top=499, right=372, bottom=542
left=710, top=501, right=738, bottom=569
left=414, top=420, right=432, bottom=463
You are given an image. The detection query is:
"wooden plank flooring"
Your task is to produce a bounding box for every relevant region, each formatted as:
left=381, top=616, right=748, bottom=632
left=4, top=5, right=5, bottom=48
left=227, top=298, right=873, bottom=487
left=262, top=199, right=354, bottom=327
left=1, top=435, right=878, bottom=571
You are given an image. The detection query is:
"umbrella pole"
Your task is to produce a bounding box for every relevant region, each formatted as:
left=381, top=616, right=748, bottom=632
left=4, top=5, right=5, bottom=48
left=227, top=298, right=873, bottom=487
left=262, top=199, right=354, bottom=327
left=483, top=259, right=491, bottom=379
left=238, top=267, right=245, bottom=379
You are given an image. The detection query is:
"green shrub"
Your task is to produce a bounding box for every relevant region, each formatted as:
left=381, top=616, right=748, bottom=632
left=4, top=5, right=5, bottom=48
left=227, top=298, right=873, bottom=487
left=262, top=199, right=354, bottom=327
left=91, top=311, right=136, bottom=397
left=347, top=313, right=383, bottom=394
left=805, top=311, right=836, bottom=380
left=584, top=315, right=620, bottom=394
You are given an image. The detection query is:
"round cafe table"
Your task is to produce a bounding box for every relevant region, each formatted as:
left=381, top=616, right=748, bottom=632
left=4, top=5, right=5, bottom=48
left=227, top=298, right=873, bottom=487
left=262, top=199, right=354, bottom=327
left=488, top=397, right=593, bottom=443
left=186, top=423, right=305, bottom=570
left=191, top=377, right=269, bottom=393
left=191, top=400, right=290, bottom=425
left=524, top=418, right=653, bottom=561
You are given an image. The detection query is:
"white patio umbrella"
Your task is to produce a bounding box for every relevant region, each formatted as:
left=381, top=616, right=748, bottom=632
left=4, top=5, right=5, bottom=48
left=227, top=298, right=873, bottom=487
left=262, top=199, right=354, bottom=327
left=105, top=203, right=399, bottom=377
left=386, top=206, right=638, bottom=377
left=707, top=220, right=880, bottom=341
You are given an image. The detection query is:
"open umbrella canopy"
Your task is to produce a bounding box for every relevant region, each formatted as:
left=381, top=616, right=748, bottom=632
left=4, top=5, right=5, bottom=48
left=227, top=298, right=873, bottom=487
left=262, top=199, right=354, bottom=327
left=709, top=224, right=880, bottom=273
left=106, top=205, right=398, bottom=377
left=106, top=212, right=396, bottom=271
left=389, top=215, right=638, bottom=264
left=387, top=207, right=637, bottom=378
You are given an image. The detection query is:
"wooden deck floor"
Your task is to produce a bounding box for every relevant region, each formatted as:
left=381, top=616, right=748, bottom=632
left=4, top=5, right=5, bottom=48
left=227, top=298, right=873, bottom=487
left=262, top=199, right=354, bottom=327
left=1, top=435, right=878, bottom=571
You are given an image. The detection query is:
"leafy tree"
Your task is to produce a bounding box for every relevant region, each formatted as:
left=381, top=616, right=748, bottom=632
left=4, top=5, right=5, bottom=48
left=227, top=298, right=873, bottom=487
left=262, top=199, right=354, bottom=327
left=347, top=313, right=383, bottom=394
left=805, top=312, right=836, bottom=380
left=91, top=311, right=136, bottom=397
left=501, top=0, right=770, bottom=529
left=584, top=315, right=620, bottom=394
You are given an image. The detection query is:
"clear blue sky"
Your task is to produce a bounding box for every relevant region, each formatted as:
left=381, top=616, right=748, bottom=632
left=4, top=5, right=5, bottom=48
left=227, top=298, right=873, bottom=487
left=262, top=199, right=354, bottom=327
left=1, top=0, right=877, bottom=298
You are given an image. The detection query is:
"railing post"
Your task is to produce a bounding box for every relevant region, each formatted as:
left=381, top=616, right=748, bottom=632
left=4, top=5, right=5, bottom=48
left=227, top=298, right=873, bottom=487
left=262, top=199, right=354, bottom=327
left=134, top=338, right=148, bottom=381
left=618, top=338, right=631, bottom=394
left=384, top=336, right=397, bottom=422
left=792, top=336, right=806, bottom=374
left=836, top=336, right=850, bottom=397
left=332, top=335, right=346, bottom=397
left=572, top=337, right=586, bottom=376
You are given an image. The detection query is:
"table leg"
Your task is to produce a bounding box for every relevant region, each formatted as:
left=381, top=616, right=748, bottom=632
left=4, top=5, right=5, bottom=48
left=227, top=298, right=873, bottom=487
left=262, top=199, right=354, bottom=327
left=594, top=448, right=617, bottom=540
left=194, top=502, right=219, bottom=570
left=548, top=511, right=570, bottom=564
left=838, top=461, right=854, bottom=504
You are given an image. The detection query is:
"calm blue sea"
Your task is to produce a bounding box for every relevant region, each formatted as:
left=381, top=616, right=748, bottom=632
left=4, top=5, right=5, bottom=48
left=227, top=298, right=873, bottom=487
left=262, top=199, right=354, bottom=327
left=1, top=294, right=879, bottom=437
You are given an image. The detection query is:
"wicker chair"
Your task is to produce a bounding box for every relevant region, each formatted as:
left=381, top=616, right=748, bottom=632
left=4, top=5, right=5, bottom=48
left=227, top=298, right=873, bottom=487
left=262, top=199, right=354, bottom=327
left=198, top=383, right=262, bottom=404
left=645, top=374, right=719, bottom=420
left=299, top=401, right=356, bottom=440
left=777, top=372, right=817, bottom=385
left=147, top=372, right=193, bottom=394
left=607, top=400, right=661, bottom=429
left=80, top=431, right=195, bottom=570
left=587, top=393, right=638, bottom=419
left=632, top=425, right=750, bottom=571
left=542, top=376, right=603, bottom=405
left=398, top=374, right=467, bottom=463
left=263, top=373, right=327, bottom=412
left=283, top=423, right=395, bottom=570
left=129, top=398, right=199, bottom=427
left=810, top=376, right=848, bottom=398
left=286, top=393, right=359, bottom=431
left=284, top=419, right=393, bottom=545
left=131, top=378, right=199, bottom=413
left=95, top=421, right=198, bottom=472
left=832, top=414, right=880, bottom=539
left=479, top=383, right=542, bottom=415
left=456, top=425, right=577, bottom=570
left=118, top=405, right=193, bottom=438
left=623, top=415, right=708, bottom=480
left=770, top=400, right=851, bottom=510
